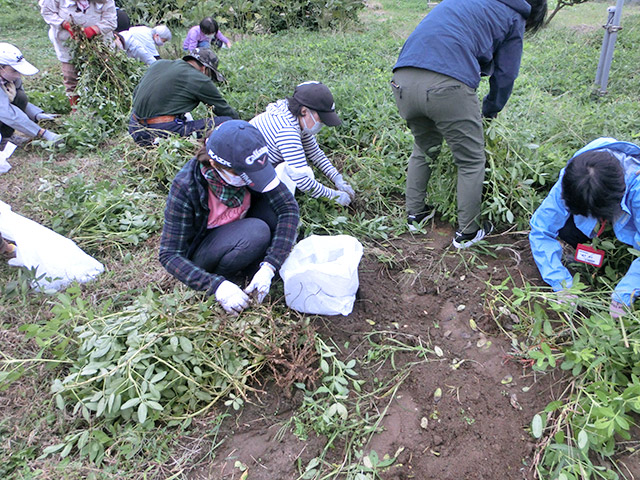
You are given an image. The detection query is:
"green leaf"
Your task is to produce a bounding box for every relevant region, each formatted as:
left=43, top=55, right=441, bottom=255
left=60, top=442, right=73, bottom=458
left=615, top=415, right=630, bottom=430
left=138, top=402, right=148, bottom=424
left=179, top=336, right=193, bottom=353
left=320, top=359, right=329, bottom=373
left=531, top=414, right=543, bottom=438
left=77, top=430, right=90, bottom=451
left=42, top=443, right=66, bottom=455
left=146, top=401, right=164, bottom=411
left=121, top=397, right=141, bottom=410
left=577, top=430, right=588, bottom=450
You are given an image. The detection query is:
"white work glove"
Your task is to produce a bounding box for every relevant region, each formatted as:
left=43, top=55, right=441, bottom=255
left=215, top=280, right=250, bottom=316
left=35, top=112, right=60, bottom=122
left=244, top=263, right=276, bottom=303
left=334, top=174, right=355, bottom=199
left=332, top=189, right=351, bottom=206
left=41, top=130, right=63, bottom=145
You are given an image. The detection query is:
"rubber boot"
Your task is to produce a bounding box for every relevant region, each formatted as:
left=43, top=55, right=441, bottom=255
left=69, top=95, right=79, bottom=114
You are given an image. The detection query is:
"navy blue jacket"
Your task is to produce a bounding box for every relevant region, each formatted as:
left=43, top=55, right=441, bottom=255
left=393, top=0, right=531, bottom=118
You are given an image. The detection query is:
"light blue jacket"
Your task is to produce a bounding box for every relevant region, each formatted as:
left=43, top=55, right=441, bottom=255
left=529, top=137, right=640, bottom=306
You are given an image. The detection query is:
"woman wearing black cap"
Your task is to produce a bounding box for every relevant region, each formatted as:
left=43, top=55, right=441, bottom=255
left=250, top=81, right=356, bottom=206
left=159, top=120, right=299, bottom=316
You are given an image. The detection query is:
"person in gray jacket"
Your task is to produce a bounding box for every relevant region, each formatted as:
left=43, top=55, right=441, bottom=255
left=114, top=31, right=156, bottom=65
left=0, top=43, right=61, bottom=149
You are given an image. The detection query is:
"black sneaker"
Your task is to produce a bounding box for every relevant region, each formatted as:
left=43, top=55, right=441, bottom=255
left=452, top=221, right=494, bottom=249
left=407, top=208, right=436, bottom=232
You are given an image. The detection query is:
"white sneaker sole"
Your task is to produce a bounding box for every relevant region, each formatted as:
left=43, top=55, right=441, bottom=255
left=407, top=209, right=436, bottom=232
left=452, top=224, right=493, bottom=249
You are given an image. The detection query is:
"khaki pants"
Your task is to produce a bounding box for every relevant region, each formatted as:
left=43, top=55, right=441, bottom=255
left=392, top=67, right=486, bottom=234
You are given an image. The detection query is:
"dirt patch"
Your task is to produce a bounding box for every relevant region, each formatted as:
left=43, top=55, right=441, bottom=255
left=190, top=220, right=557, bottom=479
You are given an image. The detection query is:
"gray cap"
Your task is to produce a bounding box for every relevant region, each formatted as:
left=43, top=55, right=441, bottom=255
left=183, top=48, right=225, bottom=83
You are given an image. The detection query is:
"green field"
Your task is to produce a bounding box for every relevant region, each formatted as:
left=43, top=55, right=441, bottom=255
left=1, top=1, right=640, bottom=479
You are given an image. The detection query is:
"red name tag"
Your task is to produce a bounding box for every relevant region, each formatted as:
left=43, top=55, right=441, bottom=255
left=575, top=243, right=605, bottom=267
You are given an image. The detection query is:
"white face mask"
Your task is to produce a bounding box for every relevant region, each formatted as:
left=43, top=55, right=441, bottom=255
left=153, top=34, right=164, bottom=46
left=217, top=168, right=247, bottom=187
left=302, top=111, right=323, bottom=136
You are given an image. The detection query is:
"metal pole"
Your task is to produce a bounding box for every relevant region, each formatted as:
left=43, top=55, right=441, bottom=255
left=594, top=0, right=625, bottom=94
left=594, top=6, right=616, bottom=85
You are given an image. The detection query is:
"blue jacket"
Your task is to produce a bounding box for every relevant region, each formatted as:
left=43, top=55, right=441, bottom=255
left=529, top=138, right=640, bottom=306
left=393, top=0, right=531, bottom=118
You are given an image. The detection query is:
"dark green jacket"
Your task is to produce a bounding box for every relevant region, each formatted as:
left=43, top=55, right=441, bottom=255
left=132, top=59, right=238, bottom=119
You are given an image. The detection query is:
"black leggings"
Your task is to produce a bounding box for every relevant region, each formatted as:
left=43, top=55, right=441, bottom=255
left=191, top=193, right=278, bottom=277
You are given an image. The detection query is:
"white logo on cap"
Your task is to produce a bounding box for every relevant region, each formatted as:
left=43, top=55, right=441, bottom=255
left=240, top=172, right=253, bottom=185
left=245, top=146, right=269, bottom=165
left=208, top=149, right=232, bottom=168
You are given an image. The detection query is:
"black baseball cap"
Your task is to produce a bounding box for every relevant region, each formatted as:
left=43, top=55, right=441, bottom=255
left=292, top=81, right=341, bottom=126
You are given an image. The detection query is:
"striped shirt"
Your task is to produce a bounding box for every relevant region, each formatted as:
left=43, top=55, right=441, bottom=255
left=250, top=99, right=340, bottom=199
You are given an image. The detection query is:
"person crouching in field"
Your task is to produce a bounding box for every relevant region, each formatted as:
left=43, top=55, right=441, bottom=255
left=159, top=120, right=299, bottom=316
left=124, top=24, right=172, bottom=61
left=183, top=17, right=232, bottom=51
left=392, top=0, right=547, bottom=247
left=529, top=138, right=640, bottom=319
left=128, top=48, right=238, bottom=146
left=250, top=81, right=355, bottom=207
left=0, top=43, right=61, bottom=149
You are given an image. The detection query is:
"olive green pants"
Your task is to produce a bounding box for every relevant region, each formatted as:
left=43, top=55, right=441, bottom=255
left=392, top=67, right=486, bottom=234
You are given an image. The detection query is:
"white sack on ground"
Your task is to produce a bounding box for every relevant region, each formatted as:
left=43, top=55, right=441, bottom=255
left=0, top=141, right=16, bottom=174
left=0, top=200, right=104, bottom=291
left=280, top=234, right=363, bottom=316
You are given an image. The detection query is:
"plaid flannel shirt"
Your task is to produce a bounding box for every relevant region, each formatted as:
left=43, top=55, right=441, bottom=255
left=159, top=157, right=299, bottom=295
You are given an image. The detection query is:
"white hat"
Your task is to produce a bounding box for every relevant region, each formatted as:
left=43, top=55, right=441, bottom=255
left=0, top=43, right=38, bottom=76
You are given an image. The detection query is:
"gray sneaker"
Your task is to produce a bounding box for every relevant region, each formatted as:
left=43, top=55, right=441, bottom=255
left=452, top=222, right=494, bottom=249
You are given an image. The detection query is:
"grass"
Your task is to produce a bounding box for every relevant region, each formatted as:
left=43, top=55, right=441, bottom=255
left=2, top=0, right=640, bottom=478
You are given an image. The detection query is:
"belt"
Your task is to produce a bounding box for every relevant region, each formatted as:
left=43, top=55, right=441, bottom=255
left=132, top=113, right=177, bottom=125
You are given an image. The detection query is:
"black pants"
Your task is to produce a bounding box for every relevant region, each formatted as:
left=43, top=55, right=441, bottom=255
left=558, top=216, right=590, bottom=248
left=128, top=114, right=232, bottom=147
left=0, top=88, right=28, bottom=141
left=191, top=192, right=278, bottom=277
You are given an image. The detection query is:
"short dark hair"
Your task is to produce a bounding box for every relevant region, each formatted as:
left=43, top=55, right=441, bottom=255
left=561, top=150, right=626, bottom=222
left=524, top=0, right=547, bottom=33
left=286, top=96, right=305, bottom=117
left=200, top=17, right=219, bottom=36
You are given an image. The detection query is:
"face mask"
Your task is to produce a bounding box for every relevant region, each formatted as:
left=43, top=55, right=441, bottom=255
left=153, top=35, right=164, bottom=46
left=217, top=168, right=247, bottom=187
left=302, top=112, right=323, bottom=136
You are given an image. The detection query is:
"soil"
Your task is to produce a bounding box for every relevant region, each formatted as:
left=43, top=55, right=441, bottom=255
left=188, top=220, right=564, bottom=480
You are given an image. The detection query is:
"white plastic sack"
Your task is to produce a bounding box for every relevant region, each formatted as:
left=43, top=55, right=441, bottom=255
left=0, top=141, right=16, bottom=174
left=0, top=200, right=104, bottom=291
left=280, top=234, right=363, bottom=316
